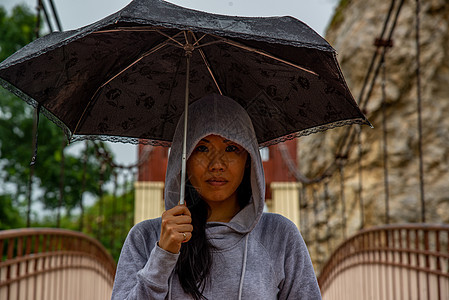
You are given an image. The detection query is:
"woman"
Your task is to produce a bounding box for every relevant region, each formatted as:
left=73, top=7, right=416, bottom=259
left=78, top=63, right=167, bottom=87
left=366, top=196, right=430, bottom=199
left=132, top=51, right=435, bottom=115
left=111, top=94, right=321, bottom=299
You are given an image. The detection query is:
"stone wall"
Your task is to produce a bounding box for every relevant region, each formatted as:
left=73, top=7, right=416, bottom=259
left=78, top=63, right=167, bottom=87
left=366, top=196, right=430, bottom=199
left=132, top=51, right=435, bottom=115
left=298, top=0, right=449, bottom=272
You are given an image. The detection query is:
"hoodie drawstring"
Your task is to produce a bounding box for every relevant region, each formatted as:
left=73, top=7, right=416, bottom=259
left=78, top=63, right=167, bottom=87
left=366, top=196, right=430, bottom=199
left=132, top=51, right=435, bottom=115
left=168, top=273, right=173, bottom=300
left=238, top=234, right=249, bottom=300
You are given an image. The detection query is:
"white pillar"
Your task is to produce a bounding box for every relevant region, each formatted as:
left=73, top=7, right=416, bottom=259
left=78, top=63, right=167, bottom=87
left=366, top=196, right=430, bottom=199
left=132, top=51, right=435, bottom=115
left=270, top=182, right=300, bottom=228
left=134, top=181, right=165, bottom=224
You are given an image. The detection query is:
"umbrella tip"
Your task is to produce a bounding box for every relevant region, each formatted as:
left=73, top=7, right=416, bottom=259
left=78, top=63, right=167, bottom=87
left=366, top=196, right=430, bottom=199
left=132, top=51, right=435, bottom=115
left=30, top=155, right=37, bottom=166
left=366, top=119, right=374, bottom=129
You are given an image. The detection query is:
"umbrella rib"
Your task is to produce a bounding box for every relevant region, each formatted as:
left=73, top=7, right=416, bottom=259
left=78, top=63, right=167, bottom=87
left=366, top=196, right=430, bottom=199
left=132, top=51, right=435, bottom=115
left=191, top=33, right=223, bottom=95
left=156, top=29, right=184, bottom=47
left=193, top=34, right=207, bottom=47
left=193, top=40, right=224, bottom=49
left=214, top=36, right=319, bottom=76
left=198, top=48, right=222, bottom=95
left=96, top=31, right=185, bottom=90
left=100, top=42, right=167, bottom=88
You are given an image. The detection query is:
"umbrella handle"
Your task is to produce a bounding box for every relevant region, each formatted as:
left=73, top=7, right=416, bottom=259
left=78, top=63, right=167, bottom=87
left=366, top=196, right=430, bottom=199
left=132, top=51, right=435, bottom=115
left=179, top=51, right=192, bottom=206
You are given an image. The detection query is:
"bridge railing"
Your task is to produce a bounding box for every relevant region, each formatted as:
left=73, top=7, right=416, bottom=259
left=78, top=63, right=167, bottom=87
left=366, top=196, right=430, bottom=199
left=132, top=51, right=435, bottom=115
left=318, top=224, right=449, bottom=300
left=0, top=228, right=116, bottom=300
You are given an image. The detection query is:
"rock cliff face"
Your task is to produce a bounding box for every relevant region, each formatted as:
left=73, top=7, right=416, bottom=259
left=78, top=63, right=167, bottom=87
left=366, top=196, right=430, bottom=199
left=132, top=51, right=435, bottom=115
left=298, top=0, right=449, bottom=271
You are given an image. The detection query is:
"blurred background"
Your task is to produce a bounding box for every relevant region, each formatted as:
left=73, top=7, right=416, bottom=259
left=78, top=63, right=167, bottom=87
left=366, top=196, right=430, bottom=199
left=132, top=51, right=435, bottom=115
left=0, top=0, right=338, bottom=259
left=1, top=1, right=448, bottom=299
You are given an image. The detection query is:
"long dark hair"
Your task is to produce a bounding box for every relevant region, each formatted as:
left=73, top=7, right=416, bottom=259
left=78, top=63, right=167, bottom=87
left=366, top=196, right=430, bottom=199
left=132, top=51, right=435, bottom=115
left=175, top=159, right=252, bottom=299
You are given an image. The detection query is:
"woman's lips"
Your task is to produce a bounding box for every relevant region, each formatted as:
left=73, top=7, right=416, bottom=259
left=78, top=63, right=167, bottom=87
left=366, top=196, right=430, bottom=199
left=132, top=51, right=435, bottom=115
left=206, top=178, right=228, bottom=186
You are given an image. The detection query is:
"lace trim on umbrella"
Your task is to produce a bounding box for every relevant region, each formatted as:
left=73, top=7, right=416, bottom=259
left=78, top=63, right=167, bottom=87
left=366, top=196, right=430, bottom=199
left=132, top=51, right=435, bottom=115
left=258, top=118, right=371, bottom=148
left=70, top=134, right=172, bottom=147
left=2, top=79, right=370, bottom=148
left=0, top=78, right=73, bottom=140
left=70, top=118, right=370, bottom=147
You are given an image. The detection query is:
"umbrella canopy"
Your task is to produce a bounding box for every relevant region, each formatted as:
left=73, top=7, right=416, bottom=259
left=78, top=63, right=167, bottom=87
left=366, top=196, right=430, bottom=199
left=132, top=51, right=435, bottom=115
left=0, top=0, right=369, bottom=148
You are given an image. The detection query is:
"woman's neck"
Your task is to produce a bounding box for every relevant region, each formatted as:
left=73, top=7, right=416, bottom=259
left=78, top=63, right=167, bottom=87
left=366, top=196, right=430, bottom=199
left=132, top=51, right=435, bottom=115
left=206, top=199, right=240, bottom=223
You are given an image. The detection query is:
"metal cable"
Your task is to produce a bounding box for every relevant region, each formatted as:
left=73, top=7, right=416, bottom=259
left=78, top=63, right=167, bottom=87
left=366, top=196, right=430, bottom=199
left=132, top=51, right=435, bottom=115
left=56, top=138, right=66, bottom=228
left=110, top=171, right=119, bottom=251
left=96, top=161, right=106, bottom=240
left=35, top=0, right=42, bottom=38
left=339, top=163, right=347, bottom=239
left=360, top=0, right=405, bottom=112
left=277, top=0, right=405, bottom=188
left=357, top=126, right=365, bottom=229
left=79, top=141, right=88, bottom=231
left=26, top=1, right=43, bottom=228
left=312, top=186, right=320, bottom=260
left=27, top=0, right=58, bottom=226
left=340, top=0, right=405, bottom=159
left=127, top=170, right=137, bottom=228
left=300, top=186, right=310, bottom=241
left=415, top=0, right=426, bottom=222
left=332, top=0, right=399, bottom=159
left=323, top=180, right=332, bottom=253
left=40, top=0, right=54, bottom=32
left=119, top=169, right=132, bottom=245
left=336, top=0, right=405, bottom=163
left=357, top=0, right=397, bottom=108
left=278, top=143, right=323, bottom=184
left=381, top=57, right=390, bottom=224
left=46, top=0, right=63, bottom=31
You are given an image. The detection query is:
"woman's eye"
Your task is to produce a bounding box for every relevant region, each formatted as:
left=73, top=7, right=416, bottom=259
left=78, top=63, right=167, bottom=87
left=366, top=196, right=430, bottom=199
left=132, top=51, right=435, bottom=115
left=195, top=145, right=208, bottom=152
left=226, top=145, right=239, bottom=152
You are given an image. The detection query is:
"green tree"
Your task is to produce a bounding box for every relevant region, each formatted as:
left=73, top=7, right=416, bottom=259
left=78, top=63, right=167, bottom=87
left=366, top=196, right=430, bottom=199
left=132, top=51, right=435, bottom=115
left=0, top=5, right=134, bottom=266
left=0, top=5, right=36, bottom=60
left=0, top=5, right=37, bottom=228
left=0, top=194, right=25, bottom=230
left=0, top=4, right=112, bottom=227
left=81, top=182, right=135, bottom=261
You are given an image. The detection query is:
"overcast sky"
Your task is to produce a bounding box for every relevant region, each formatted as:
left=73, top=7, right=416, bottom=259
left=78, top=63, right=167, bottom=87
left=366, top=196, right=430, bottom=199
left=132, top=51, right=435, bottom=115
left=5, top=0, right=338, bottom=165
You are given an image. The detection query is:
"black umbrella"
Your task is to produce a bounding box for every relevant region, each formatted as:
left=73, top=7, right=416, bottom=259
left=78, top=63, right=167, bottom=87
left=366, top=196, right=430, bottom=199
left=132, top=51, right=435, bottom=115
left=0, top=0, right=369, bottom=204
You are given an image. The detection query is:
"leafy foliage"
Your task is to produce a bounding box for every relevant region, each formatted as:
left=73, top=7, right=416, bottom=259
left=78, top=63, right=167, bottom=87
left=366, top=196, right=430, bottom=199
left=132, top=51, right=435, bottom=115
left=0, top=5, right=36, bottom=61
left=82, top=184, right=135, bottom=261
left=0, top=194, right=25, bottom=230
left=0, top=4, right=113, bottom=224
left=0, top=5, right=37, bottom=225
left=0, top=4, right=134, bottom=262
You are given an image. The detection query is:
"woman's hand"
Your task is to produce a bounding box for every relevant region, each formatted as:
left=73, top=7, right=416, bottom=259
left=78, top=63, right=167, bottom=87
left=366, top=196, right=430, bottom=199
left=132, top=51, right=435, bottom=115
left=159, top=205, right=193, bottom=254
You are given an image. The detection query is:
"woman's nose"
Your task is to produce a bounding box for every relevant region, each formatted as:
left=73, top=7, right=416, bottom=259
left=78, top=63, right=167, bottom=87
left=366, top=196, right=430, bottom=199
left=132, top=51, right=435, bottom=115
left=208, top=152, right=226, bottom=172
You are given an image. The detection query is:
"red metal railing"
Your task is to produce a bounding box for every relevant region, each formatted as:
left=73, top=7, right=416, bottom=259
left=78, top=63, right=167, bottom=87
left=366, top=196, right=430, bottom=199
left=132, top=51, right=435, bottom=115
left=0, top=228, right=116, bottom=300
left=318, top=224, right=449, bottom=300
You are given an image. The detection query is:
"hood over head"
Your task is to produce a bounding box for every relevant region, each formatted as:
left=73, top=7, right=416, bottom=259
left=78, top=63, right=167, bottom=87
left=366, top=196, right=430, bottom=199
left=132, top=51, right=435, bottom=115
left=164, top=94, right=265, bottom=234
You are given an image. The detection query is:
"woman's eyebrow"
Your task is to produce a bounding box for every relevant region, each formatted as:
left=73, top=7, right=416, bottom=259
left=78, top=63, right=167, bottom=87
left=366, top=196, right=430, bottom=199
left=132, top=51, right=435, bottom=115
left=200, top=138, right=210, bottom=142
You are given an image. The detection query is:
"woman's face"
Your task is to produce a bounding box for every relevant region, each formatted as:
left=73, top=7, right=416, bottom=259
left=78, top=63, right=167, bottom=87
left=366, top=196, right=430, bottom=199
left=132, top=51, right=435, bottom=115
left=187, top=134, right=248, bottom=206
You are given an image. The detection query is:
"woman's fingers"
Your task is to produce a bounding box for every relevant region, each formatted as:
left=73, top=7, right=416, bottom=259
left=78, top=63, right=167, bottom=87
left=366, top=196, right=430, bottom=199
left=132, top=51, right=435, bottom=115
left=166, top=204, right=191, bottom=217
left=173, top=215, right=192, bottom=225
left=159, top=205, right=193, bottom=253
left=176, top=224, right=193, bottom=233
left=181, top=231, right=192, bottom=243
left=161, top=214, right=191, bottom=227
left=161, top=223, right=193, bottom=241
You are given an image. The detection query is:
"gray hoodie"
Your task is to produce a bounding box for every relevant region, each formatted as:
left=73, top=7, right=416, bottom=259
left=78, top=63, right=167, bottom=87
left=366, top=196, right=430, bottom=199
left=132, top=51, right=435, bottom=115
left=111, top=94, right=322, bottom=299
